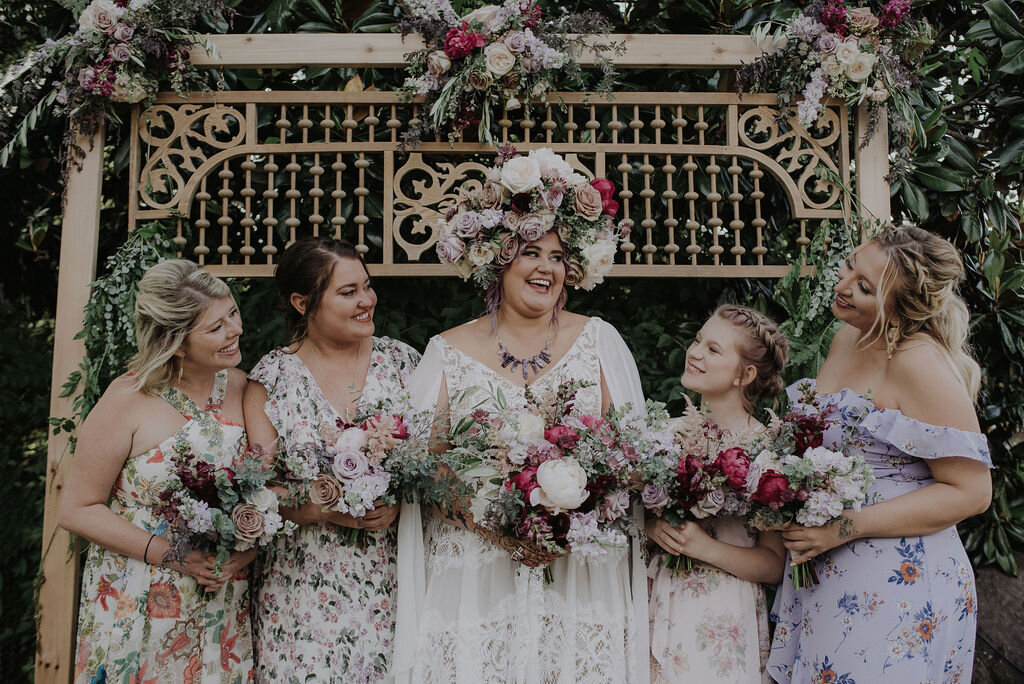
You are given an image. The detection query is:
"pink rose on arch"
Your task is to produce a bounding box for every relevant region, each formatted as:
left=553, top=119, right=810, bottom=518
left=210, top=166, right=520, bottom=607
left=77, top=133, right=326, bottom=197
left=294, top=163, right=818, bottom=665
left=111, top=22, right=134, bottom=42
left=715, top=447, right=751, bottom=494
left=109, top=42, right=132, bottom=62
left=544, top=425, right=580, bottom=451
left=444, top=22, right=486, bottom=59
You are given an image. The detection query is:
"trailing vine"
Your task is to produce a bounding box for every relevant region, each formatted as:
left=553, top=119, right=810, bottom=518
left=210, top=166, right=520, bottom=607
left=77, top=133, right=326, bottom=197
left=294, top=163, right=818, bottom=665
left=49, top=221, right=178, bottom=449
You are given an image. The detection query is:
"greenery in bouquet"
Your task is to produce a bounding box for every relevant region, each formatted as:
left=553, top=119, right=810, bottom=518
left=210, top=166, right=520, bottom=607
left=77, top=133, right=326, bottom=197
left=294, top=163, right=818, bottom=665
left=638, top=398, right=755, bottom=572
left=443, top=380, right=636, bottom=571
left=745, top=380, right=875, bottom=588
left=736, top=0, right=933, bottom=177
left=0, top=0, right=229, bottom=166
left=397, top=0, right=620, bottom=146
left=435, top=145, right=628, bottom=291
left=153, top=439, right=296, bottom=566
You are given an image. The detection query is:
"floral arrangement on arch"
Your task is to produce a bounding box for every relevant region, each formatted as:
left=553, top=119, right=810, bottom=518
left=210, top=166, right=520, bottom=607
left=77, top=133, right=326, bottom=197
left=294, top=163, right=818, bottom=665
left=154, top=440, right=297, bottom=565
left=737, top=0, right=933, bottom=174
left=435, top=145, right=628, bottom=290
left=0, top=0, right=229, bottom=166
left=397, top=0, right=620, bottom=146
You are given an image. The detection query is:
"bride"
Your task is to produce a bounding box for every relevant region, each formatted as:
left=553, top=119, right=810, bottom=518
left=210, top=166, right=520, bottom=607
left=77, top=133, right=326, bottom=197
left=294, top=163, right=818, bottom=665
left=393, top=155, right=648, bottom=683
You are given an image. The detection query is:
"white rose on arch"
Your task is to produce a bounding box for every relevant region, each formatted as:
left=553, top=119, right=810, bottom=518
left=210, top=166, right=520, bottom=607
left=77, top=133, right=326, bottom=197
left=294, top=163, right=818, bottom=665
left=845, top=52, right=877, bottom=82
left=530, top=457, right=590, bottom=513
left=462, top=4, right=502, bottom=33
left=500, top=156, right=543, bottom=194
left=484, top=43, right=516, bottom=78
left=78, top=0, right=122, bottom=34
left=834, top=39, right=861, bottom=65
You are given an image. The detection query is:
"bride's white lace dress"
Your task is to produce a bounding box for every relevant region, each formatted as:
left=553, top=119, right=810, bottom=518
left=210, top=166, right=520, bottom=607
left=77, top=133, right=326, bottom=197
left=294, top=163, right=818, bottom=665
left=393, top=317, right=650, bottom=684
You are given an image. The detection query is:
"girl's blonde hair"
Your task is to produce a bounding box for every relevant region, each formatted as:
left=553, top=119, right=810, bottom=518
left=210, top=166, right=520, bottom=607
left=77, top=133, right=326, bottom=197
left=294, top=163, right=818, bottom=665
left=713, top=304, right=790, bottom=414
left=129, top=260, right=232, bottom=394
left=858, top=226, right=980, bottom=400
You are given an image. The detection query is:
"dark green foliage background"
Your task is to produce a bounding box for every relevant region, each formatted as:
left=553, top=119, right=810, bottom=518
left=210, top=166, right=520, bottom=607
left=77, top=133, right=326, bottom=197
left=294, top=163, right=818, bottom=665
left=1, top=0, right=1022, bottom=678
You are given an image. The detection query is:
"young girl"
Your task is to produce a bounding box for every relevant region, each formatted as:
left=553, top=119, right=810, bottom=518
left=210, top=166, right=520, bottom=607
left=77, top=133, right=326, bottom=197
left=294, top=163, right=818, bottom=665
left=646, top=304, right=789, bottom=683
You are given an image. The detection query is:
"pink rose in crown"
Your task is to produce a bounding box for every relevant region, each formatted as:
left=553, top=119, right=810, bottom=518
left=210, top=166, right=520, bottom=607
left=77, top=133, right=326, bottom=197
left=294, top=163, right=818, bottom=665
left=715, top=447, right=751, bottom=494
left=544, top=425, right=580, bottom=450
left=444, top=22, right=486, bottom=59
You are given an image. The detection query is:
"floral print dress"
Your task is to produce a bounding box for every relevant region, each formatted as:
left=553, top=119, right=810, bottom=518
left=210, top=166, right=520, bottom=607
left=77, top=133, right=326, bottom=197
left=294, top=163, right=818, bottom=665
left=74, top=369, right=254, bottom=684
left=248, top=338, right=421, bottom=684
left=647, top=423, right=771, bottom=684
left=767, top=379, right=992, bottom=684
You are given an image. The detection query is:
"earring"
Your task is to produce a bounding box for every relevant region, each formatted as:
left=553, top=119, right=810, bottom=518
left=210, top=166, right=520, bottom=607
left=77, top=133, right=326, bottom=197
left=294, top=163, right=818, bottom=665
left=885, top=323, right=899, bottom=359
left=177, top=358, right=184, bottom=381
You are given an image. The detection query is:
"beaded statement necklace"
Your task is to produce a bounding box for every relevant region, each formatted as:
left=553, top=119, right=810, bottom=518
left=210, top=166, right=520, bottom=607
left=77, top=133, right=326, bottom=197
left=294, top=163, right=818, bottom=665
left=496, top=324, right=553, bottom=381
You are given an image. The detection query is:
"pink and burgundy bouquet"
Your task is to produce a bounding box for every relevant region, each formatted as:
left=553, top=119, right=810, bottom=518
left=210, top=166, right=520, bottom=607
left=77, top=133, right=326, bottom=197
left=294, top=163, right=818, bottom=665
left=397, top=0, right=619, bottom=145
left=443, top=380, right=639, bottom=579
left=745, top=380, right=874, bottom=588
left=154, top=439, right=297, bottom=566
left=435, top=146, right=628, bottom=290
left=638, top=399, right=757, bottom=572
left=737, top=0, right=932, bottom=170
left=276, top=397, right=436, bottom=546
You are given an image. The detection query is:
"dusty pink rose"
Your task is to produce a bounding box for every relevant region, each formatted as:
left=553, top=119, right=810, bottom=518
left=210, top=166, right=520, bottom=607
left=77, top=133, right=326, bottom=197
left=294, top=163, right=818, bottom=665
left=504, top=31, right=526, bottom=54
left=518, top=214, right=547, bottom=242
left=454, top=211, right=483, bottom=238
left=109, top=42, right=131, bottom=62
left=309, top=474, right=342, bottom=507
left=480, top=181, right=504, bottom=209
left=573, top=183, right=603, bottom=221
left=332, top=450, right=369, bottom=481
left=111, top=23, right=134, bottom=42
left=847, top=7, right=880, bottom=33
left=231, top=503, right=265, bottom=546
left=436, top=234, right=465, bottom=262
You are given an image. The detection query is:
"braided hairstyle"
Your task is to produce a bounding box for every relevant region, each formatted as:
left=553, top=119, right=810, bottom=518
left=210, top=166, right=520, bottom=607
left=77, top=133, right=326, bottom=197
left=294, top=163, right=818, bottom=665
left=713, top=304, right=790, bottom=414
left=862, top=225, right=980, bottom=400
left=274, top=237, right=367, bottom=347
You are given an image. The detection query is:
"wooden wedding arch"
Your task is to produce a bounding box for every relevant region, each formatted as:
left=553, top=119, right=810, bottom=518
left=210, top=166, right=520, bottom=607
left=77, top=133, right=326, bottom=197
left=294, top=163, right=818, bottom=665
left=37, top=33, right=890, bottom=682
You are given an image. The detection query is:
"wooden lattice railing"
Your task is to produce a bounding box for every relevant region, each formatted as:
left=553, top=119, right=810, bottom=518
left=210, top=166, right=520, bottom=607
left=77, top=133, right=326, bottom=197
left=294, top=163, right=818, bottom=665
left=134, top=91, right=850, bottom=278
left=38, top=34, right=890, bottom=684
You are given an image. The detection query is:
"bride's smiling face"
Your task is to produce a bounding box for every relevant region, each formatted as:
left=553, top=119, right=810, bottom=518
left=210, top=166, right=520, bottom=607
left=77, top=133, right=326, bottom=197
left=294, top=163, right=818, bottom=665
left=500, top=231, right=566, bottom=316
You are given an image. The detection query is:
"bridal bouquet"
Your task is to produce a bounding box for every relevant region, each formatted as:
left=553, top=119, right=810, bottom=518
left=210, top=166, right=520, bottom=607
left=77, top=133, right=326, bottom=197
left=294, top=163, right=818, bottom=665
left=155, top=440, right=297, bottom=565
left=435, top=146, right=627, bottom=290
left=397, top=0, right=619, bottom=145
left=737, top=0, right=932, bottom=152
left=276, top=400, right=436, bottom=545
left=745, top=380, right=874, bottom=588
left=638, top=400, right=755, bottom=572
left=444, top=380, right=638, bottom=576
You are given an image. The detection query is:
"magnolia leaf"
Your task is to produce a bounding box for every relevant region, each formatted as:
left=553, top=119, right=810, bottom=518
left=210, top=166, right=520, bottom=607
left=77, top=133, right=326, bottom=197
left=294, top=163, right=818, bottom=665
left=914, top=165, right=965, bottom=192
left=997, top=40, right=1024, bottom=74
left=983, top=0, right=1024, bottom=41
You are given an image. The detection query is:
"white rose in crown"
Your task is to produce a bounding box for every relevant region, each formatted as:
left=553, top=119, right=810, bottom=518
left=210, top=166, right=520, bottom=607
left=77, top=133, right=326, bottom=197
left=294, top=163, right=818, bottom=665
left=530, top=457, right=590, bottom=512
left=249, top=487, right=280, bottom=514
left=463, top=4, right=501, bottom=33
left=516, top=410, right=545, bottom=444
left=484, top=43, right=516, bottom=77
left=500, top=156, right=543, bottom=194
left=578, top=239, right=617, bottom=290
left=845, top=53, right=877, bottom=82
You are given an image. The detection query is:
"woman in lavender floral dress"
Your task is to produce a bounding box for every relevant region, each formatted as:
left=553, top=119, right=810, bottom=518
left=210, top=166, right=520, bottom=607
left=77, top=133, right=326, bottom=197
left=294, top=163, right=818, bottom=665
left=767, top=226, right=992, bottom=684
left=244, top=238, right=420, bottom=683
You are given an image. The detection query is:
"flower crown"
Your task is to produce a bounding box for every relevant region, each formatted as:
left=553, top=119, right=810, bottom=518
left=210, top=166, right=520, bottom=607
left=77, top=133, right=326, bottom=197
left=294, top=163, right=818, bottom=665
left=434, top=146, right=629, bottom=291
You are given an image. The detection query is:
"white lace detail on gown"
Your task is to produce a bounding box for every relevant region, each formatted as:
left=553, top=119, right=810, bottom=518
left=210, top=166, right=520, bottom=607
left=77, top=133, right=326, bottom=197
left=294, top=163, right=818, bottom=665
left=413, top=319, right=637, bottom=684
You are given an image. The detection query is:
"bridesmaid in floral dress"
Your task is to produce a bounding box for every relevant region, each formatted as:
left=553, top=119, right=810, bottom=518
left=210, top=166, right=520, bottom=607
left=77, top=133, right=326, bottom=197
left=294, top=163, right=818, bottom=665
left=646, top=305, right=788, bottom=683
left=244, top=238, right=421, bottom=682
left=768, top=226, right=993, bottom=683
left=62, top=260, right=254, bottom=682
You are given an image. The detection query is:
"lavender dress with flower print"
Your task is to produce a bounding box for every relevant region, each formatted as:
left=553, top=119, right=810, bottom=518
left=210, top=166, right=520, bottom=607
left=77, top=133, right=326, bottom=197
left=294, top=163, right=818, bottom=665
left=767, top=379, right=991, bottom=684
left=248, top=337, right=420, bottom=684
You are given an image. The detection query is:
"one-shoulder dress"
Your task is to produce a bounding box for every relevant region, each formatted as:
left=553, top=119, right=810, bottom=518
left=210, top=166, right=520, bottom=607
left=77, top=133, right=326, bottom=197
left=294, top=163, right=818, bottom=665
left=767, top=379, right=992, bottom=684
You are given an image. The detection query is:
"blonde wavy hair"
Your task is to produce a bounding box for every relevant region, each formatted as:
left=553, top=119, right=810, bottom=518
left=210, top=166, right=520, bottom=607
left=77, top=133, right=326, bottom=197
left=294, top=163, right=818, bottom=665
left=129, top=260, right=232, bottom=394
left=860, top=225, right=980, bottom=400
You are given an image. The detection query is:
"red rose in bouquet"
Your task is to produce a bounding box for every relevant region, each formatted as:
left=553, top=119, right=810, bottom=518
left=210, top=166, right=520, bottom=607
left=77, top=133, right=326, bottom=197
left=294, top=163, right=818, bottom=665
left=751, top=470, right=797, bottom=510
left=715, top=447, right=750, bottom=494
left=545, top=425, right=580, bottom=451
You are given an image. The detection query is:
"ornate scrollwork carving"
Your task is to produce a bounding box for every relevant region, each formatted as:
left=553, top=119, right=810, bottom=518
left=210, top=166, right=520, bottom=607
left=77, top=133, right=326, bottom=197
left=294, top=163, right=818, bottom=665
left=136, top=104, right=246, bottom=211
left=738, top=105, right=843, bottom=211
left=392, top=154, right=491, bottom=261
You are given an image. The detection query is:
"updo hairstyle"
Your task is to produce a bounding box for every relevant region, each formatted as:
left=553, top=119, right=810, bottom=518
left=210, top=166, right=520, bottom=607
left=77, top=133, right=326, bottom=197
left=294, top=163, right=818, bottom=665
left=713, top=304, right=790, bottom=413
left=862, top=225, right=980, bottom=399
left=274, top=237, right=367, bottom=347
left=130, top=259, right=232, bottom=394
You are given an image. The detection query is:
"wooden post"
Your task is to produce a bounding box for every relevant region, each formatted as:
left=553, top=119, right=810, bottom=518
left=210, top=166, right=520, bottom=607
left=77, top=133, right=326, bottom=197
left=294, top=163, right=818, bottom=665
left=36, top=123, right=105, bottom=684
left=853, top=101, right=891, bottom=225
